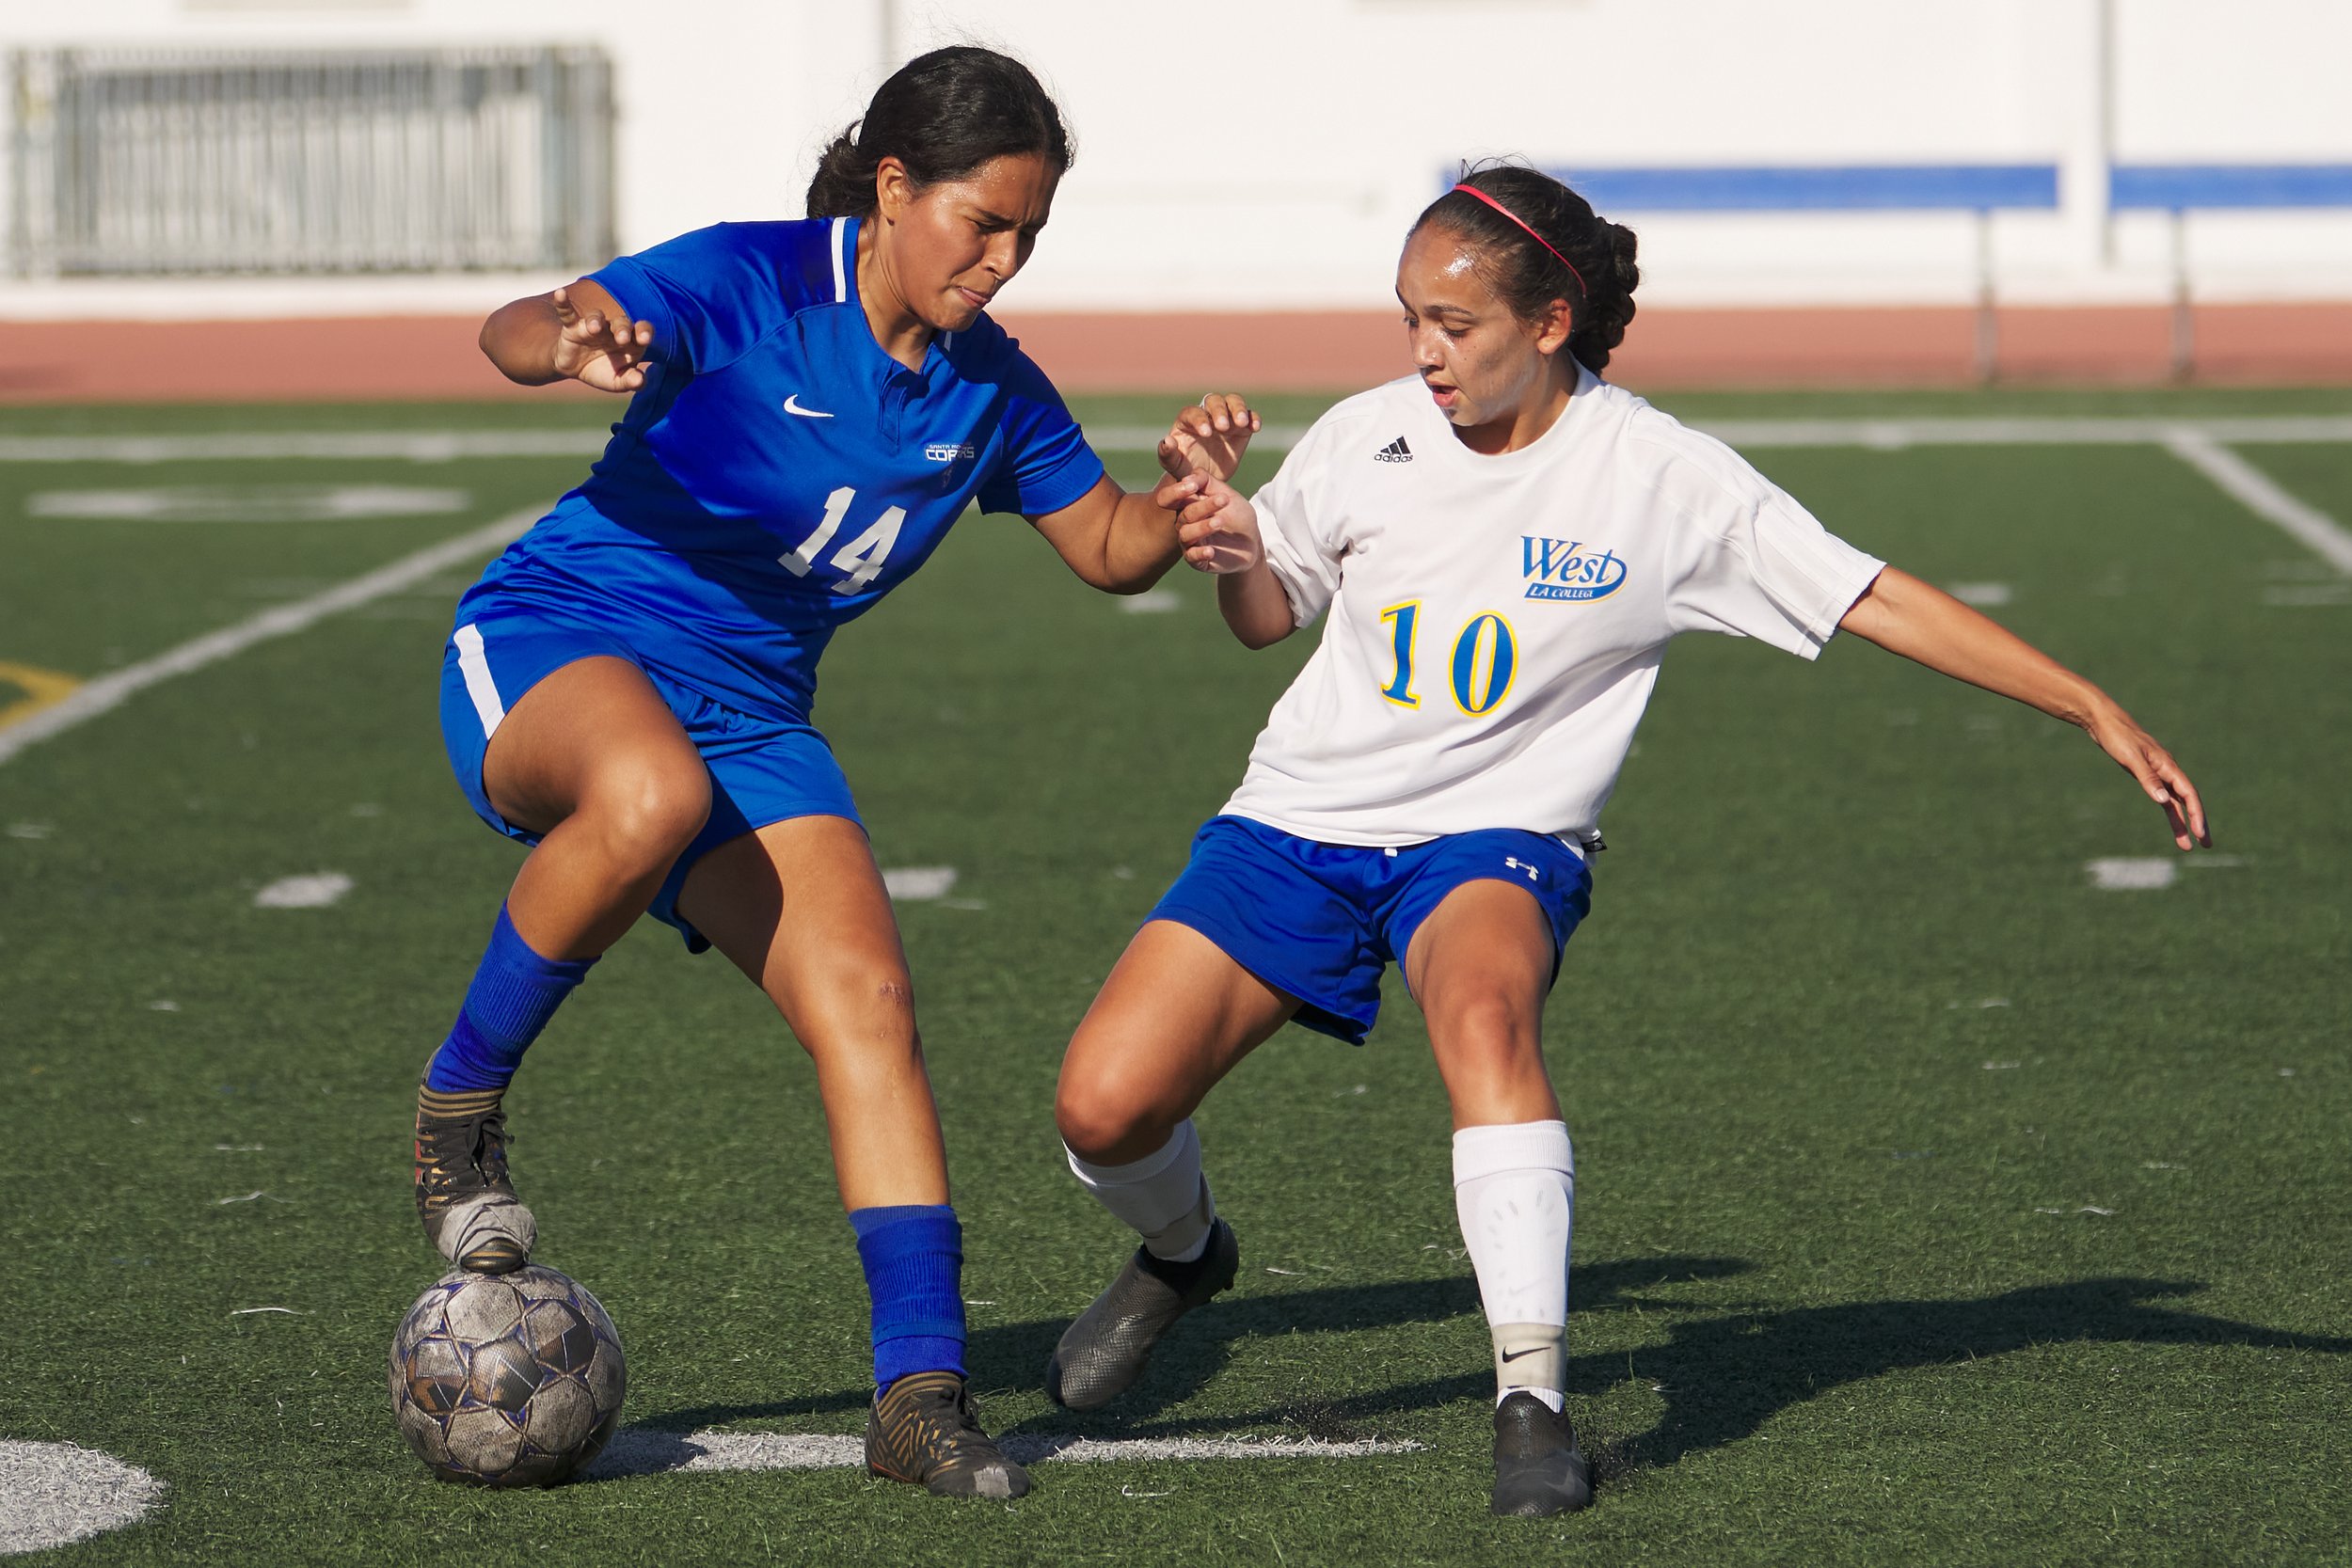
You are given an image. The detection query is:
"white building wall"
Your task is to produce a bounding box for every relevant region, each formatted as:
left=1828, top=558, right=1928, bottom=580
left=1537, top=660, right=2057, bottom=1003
left=3, top=0, right=2349, bottom=317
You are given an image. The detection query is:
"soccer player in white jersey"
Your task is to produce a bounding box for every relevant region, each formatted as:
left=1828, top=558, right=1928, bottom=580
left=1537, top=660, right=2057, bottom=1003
left=1042, top=164, right=2211, bottom=1517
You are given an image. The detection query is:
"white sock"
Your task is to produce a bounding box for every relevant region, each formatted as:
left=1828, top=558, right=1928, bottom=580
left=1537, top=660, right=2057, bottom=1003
left=1066, top=1119, right=1217, bottom=1263
left=1453, top=1119, right=1574, bottom=1413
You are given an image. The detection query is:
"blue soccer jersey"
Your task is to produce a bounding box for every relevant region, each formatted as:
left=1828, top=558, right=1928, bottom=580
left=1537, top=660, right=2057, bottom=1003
left=459, top=215, right=1106, bottom=721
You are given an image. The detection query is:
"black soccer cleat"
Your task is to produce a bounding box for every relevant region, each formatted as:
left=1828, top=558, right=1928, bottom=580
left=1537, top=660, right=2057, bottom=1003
left=1045, top=1218, right=1239, bottom=1411
left=866, top=1370, right=1032, bottom=1499
left=413, top=1084, right=535, bottom=1275
left=1489, top=1391, right=1593, bottom=1517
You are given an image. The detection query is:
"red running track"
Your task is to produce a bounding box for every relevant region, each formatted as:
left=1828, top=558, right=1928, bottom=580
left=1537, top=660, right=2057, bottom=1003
left=7, top=303, right=2352, bottom=404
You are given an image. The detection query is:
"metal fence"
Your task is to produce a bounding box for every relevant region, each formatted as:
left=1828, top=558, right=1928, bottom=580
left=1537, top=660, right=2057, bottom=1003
left=6, top=46, right=614, bottom=277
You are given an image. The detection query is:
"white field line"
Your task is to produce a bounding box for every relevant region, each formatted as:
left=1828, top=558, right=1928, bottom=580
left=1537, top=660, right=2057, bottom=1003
left=3, top=417, right=2342, bottom=767
left=0, top=1440, right=165, bottom=1556
left=7, top=414, right=2352, bottom=466
left=2162, top=429, right=2352, bottom=577
left=1686, top=415, right=2352, bottom=450
left=0, top=430, right=606, bottom=464
left=1059, top=415, right=2352, bottom=455
left=588, top=1427, right=1420, bottom=1481
left=0, top=507, right=536, bottom=768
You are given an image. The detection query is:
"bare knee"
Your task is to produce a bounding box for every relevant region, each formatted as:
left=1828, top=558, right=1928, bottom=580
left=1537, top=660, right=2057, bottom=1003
left=578, top=752, right=710, bottom=872
left=1431, top=992, right=1545, bottom=1080
left=1055, top=1059, right=1180, bottom=1164
left=789, top=964, right=921, bottom=1060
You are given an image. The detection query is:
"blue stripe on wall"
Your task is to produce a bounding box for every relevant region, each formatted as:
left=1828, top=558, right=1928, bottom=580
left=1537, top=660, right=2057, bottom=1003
left=1527, top=165, right=2061, bottom=213
left=2111, top=165, right=2352, bottom=210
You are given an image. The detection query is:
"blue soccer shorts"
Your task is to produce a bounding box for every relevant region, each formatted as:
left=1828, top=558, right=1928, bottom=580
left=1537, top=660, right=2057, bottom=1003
left=1143, top=815, right=1594, bottom=1044
left=437, top=601, right=861, bottom=951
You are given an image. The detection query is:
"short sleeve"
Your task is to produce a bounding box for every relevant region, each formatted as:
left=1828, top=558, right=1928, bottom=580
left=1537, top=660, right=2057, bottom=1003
left=1251, top=425, right=1345, bottom=626
left=587, top=223, right=809, bottom=376
left=976, top=347, right=1107, bottom=518
left=1664, top=462, right=1884, bottom=659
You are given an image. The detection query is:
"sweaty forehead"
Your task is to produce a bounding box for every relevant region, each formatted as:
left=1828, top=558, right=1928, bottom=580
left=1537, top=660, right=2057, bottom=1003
left=1399, top=225, right=1500, bottom=303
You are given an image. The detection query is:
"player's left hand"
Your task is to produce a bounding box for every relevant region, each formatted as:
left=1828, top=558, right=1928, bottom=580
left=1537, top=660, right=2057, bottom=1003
left=1158, top=393, right=1262, bottom=482
left=2084, top=703, right=2210, bottom=851
left=1154, top=471, right=1263, bottom=574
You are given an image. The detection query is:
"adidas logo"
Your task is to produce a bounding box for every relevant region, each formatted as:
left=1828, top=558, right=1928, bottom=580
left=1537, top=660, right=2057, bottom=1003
left=1374, top=436, right=1413, bottom=463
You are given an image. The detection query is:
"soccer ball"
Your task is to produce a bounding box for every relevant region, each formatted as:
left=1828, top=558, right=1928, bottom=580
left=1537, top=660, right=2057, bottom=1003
left=388, top=1264, right=626, bottom=1487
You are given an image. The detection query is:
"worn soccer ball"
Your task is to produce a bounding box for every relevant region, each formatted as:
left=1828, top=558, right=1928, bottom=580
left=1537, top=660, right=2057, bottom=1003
left=388, top=1264, right=626, bottom=1487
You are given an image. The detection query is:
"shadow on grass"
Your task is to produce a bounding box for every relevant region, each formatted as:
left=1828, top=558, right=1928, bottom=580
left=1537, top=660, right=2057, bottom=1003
left=638, top=1254, right=1746, bottom=1435
left=638, top=1265, right=2352, bottom=1482
left=1211, top=1275, right=2352, bottom=1479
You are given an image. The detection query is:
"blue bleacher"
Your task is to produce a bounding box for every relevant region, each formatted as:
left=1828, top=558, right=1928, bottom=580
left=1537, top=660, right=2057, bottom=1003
left=1499, top=161, right=2352, bottom=379
left=2111, top=164, right=2352, bottom=211
left=1547, top=165, right=2058, bottom=214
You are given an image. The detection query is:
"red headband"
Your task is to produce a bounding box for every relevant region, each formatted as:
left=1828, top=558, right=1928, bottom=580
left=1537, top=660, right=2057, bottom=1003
left=1450, top=183, right=1587, bottom=298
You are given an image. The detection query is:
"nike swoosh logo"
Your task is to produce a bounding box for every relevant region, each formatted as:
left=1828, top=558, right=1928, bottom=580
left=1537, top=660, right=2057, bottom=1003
left=783, top=395, right=834, bottom=419
left=1500, top=1346, right=1549, bottom=1363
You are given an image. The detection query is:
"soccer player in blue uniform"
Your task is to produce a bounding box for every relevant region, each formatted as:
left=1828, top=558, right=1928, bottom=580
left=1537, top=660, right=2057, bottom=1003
left=416, top=48, right=1251, bottom=1498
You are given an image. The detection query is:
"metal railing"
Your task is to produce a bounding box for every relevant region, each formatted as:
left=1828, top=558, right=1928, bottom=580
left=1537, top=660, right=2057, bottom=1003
left=7, top=45, right=614, bottom=277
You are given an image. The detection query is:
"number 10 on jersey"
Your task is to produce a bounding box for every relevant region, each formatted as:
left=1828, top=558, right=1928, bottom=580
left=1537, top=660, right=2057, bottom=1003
left=1379, top=603, right=1518, bottom=716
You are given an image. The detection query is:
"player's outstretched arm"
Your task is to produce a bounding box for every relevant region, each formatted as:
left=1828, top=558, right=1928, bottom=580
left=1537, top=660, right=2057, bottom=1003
left=1159, top=471, right=1292, bottom=648
left=479, top=281, right=654, bottom=392
left=1026, top=475, right=1190, bottom=594
left=1025, top=392, right=1257, bottom=594
left=1838, top=565, right=2210, bottom=850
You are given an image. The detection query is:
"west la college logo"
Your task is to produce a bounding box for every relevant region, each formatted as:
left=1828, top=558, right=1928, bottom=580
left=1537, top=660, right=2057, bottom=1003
left=1521, top=536, right=1628, bottom=602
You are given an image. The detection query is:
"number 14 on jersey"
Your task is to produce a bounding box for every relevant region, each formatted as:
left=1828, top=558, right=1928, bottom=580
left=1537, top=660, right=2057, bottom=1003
left=780, top=486, right=903, bottom=594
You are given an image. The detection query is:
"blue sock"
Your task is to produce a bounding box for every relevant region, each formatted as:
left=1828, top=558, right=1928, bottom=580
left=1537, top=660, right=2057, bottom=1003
left=850, top=1205, right=967, bottom=1388
left=422, top=906, right=597, bottom=1094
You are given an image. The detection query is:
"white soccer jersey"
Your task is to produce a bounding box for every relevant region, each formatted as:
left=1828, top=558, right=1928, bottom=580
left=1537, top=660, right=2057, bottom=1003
left=1222, top=366, right=1886, bottom=847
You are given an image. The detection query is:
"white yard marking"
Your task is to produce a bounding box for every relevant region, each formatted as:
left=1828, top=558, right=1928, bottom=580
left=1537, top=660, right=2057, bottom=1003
left=1120, top=588, right=1184, bottom=613
left=1692, top=415, right=2352, bottom=450
left=0, top=1440, right=165, bottom=1555
left=587, top=1428, right=1420, bottom=1481
left=881, top=866, right=959, bottom=901
left=1078, top=415, right=2352, bottom=456
left=1947, top=581, right=2013, bottom=607
left=26, top=485, right=469, bottom=523
left=6, top=822, right=54, bottom=840
left=252, top=873, right=353, bottom=909
left=0, top=507, right=536, bottom=768
left=2086, top=857, right=2179, bottom=892
left=2163, top=430, right=2352, bottom=577
left=6, top=415, right=2352, bottom=469
left=2261, top=583, right=2352, bottom=606
left=0, top=431, right=606, bottom=464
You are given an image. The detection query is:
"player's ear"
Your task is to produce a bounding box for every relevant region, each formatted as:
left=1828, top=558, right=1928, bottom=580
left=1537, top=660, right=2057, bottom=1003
left=1531, top=298, right=1574, bottom=357
left=874, top=156, right=914, bottom=223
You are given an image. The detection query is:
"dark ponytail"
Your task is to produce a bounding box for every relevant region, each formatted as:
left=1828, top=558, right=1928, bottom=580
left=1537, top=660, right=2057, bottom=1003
left=1411, top=162, right=1640, bottom=372
left=807, top=47, right=1074, bottom=219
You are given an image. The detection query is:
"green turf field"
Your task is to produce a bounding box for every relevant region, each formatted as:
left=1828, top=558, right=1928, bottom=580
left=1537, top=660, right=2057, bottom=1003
left=3, top=387, right=2347, bottom=1566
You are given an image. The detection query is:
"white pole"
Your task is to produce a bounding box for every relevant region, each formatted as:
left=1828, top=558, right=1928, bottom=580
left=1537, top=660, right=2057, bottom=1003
left=2058, top=0, right=2112, bottom=277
